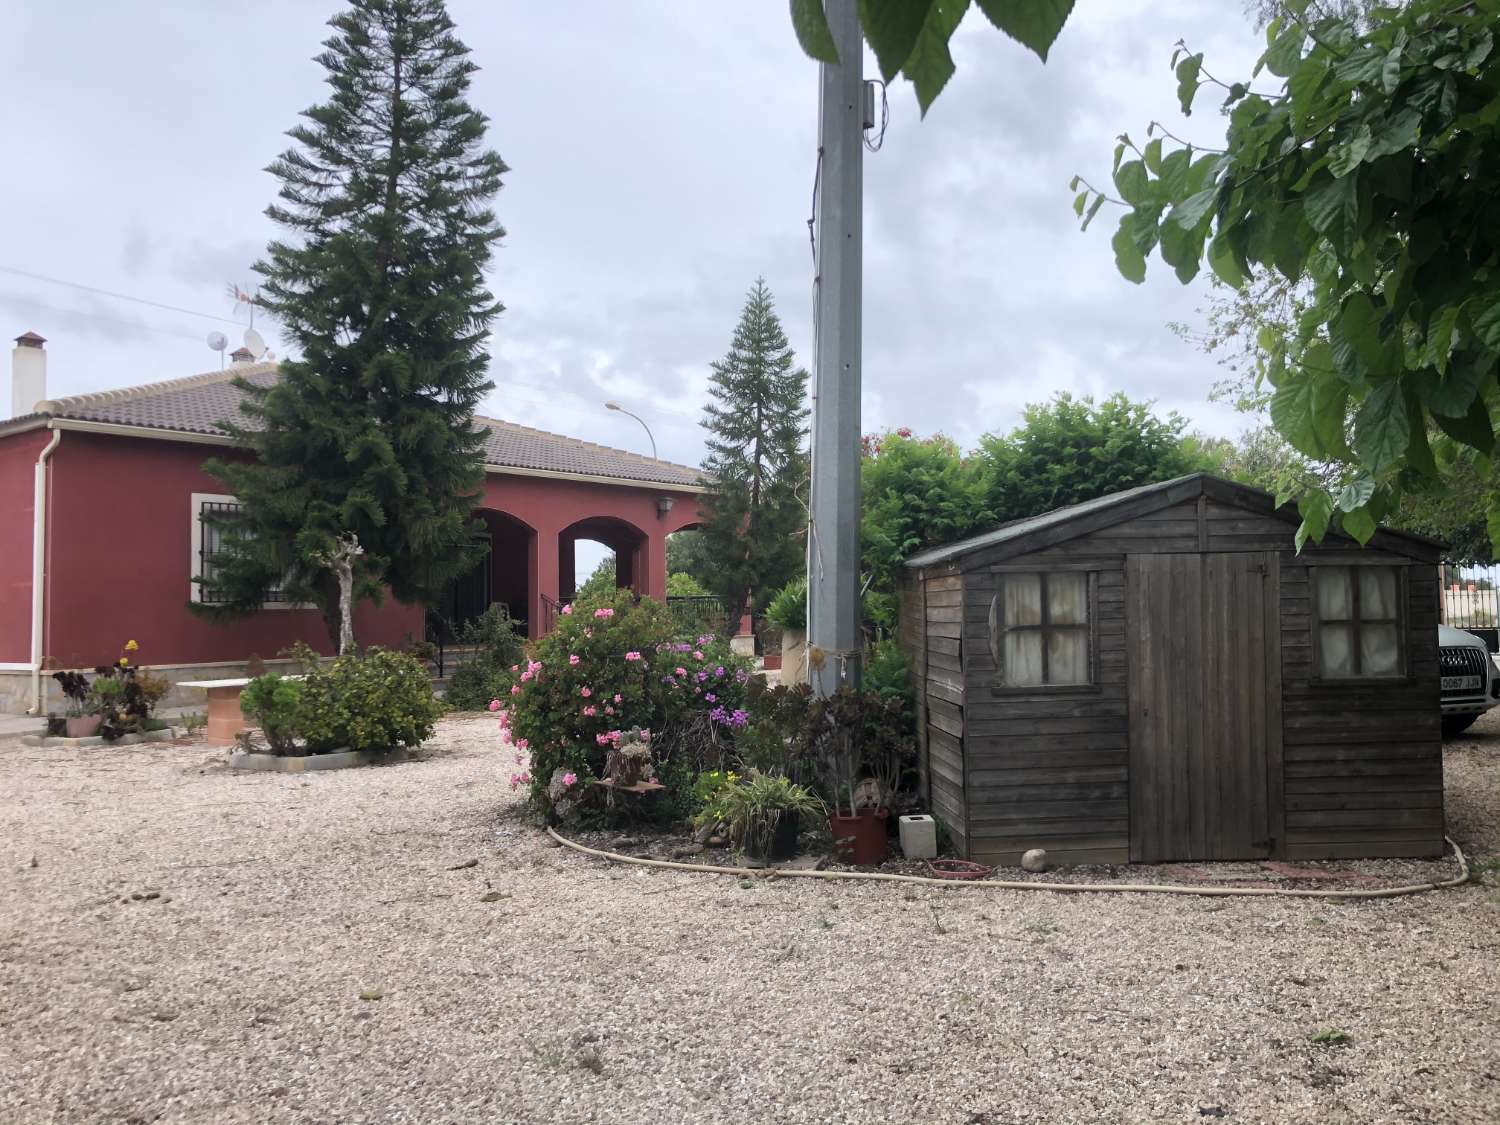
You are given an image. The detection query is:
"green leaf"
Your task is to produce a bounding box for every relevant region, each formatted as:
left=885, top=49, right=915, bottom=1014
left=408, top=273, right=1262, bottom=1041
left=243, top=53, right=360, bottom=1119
left=1405, top=391, right=1437, bottom=477
left=1208, top=231, right=1246, bottom=288
left=1336, top=478, right=1375, bottom=513
left=1288, top=57, right=1329, bottom=129
left=1419, top=352, right=1486, bottom=418
left=1080, top=193, right=1105, bottom=232
left=903, top=0, right=968, bottom=114
left=1296, top=491, right=1333, bottom=552
left=1072, top=190, right=1087, bottom=217
left=1473, top=285, right=1500, bottom=349
left=1112, top=221, right=1147, bottom=284
left=1433, top=393, right=1495, bottom=457
left=1264, top=22, right=1305, bottom=78
left=1338, top=292, right=1384, bottom=372
left=790, top=0, right=840, bottom=62
left=1341, top=505, right=1377, bottom=545
left=1423, top=303, right=1462, bottom=376
left=974, top=0, right=1075, bottom=62
left=1381, top=41, right=1404, bottom=94
left=1367, top=107, right=1422, bottom=160
left=1176, top=53, right=1204, bottom=115
left=1114, top=160, right=1150, bottom=206
left=1303, top=173, right=1358, bottom=246
left=1143, top=137, right=1162, bottom=174
left=1487, top=504, right=1500, bottom=562
left=1353, top=380, right=1410, bottom=474
left=1168, top=187, right=1217, bottom=231
left=1328, top=125, right=1372, bottom=177
left=859, top=0, right=936, bottom=81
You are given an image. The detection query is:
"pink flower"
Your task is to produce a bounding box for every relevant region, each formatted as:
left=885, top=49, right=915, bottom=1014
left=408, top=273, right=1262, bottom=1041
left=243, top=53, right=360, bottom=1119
left=595, top=733, right=610, bottom=746
left=613, top=694, right=622, bottom=703
left=675, top=667, right=687, bottom=677
left=604, top=705, right=614, bottom=715
left=583, top=705, right=597, bottom=717
left=562, top=603, right=573, bottom=615
left=594, top=607, right=615, bottom=618
left=516, top=739, right=528, bottom=751
left=569, top=654, right=580, bottom=666
left=692, top=651, right=704, bottom=661
left=527, top=660, right=543, bottom=674
left=563, top=772, right=578, bottom=787
left=639, top=729, right=651, bottom=743
left=510, top=684, right=521, bottom=695
left=520, top=670, right=532, bottom=682
left=511, top=664, right=519, bottom=673
left=624, top=651, right=641, bottom=661
left=581, top=686, right=592, bottom=698
left=584, top=628, right=593, bottom=638
left=488, top=699, right=502, bottom=712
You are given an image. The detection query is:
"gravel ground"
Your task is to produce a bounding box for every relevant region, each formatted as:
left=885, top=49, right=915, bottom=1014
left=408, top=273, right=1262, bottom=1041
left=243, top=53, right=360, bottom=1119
left=4, top=713, right=1500, bottom=1125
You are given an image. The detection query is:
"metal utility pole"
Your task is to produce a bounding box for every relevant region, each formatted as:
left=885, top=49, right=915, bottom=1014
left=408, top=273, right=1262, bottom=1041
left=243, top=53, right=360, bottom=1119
left=807, top=0, right=864, bottom=696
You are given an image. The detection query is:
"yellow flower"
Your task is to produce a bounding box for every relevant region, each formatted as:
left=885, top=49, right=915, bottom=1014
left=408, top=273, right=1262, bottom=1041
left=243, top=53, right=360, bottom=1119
left=118, top=657, right=129, bottom=667
left=124, top=640, right=139, bottom=651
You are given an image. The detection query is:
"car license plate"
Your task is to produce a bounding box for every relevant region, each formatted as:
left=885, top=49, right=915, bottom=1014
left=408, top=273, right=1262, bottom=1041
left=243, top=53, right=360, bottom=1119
left=1443, top=675, right=1482, bottom=691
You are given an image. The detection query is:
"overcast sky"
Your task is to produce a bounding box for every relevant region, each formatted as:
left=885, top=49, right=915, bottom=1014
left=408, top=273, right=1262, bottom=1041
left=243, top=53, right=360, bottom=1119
left=2, top=1, right=1267, bottom=475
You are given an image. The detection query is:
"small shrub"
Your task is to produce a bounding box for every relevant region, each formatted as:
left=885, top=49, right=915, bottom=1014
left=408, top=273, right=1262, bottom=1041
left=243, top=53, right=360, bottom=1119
left=297, top=646, right=442, bottom=754
left=444, top=604, right=527, bottom=711
left=765, top=578, right=807, bottom=631
left=1311, top=1028, right=1352, bottom=1047
left=714, top=771, right=824, bottom=856
left=240, top=673, right=305, bottom=755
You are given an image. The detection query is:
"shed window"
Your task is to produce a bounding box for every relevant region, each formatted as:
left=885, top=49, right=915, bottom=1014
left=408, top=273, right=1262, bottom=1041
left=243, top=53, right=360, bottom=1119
left=1313, top=565, right=1402, bottom=678
left=988, top=572, right=1090, bottom=687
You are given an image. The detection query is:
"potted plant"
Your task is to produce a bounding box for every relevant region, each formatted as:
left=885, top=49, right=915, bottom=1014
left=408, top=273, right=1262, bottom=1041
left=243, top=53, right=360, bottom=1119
left=718, top=771, right=824, bottom=865
left=53, top=671, right=102, bottom=738
left=765, top=578, right=807, bottom=684
left=811, top=688, right=915, bottom=866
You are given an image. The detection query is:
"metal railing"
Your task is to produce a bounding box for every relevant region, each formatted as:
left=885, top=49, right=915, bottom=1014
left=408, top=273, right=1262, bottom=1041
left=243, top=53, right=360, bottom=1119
left=540, top=594, right=563, bottom=636
left=1440, top=563, right=1500, bottom=630
left=666, top=595, right=734, bottom=640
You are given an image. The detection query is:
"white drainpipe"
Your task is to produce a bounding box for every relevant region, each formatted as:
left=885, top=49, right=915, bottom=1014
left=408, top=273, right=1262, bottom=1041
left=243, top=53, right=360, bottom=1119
left=28, top=425, right=62, bottom=714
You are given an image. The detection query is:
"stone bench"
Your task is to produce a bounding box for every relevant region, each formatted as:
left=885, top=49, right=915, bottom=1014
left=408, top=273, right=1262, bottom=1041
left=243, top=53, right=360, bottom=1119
left=176, top=676, right=301, bottom=745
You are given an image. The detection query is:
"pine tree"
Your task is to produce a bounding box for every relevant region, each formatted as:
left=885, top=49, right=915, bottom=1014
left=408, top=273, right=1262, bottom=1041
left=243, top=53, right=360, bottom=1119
left=699, top=279, right=810, bottom=622
left=196, top=0, right=507, bottom=647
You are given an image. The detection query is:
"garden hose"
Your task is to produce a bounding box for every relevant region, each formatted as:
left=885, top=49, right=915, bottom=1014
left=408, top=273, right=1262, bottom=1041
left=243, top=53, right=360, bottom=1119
left=545, top=827, right=1472, bottom=901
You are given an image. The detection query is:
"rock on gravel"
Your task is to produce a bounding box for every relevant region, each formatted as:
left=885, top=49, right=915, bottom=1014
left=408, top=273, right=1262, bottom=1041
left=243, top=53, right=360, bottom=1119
left=2, top=712, right=1500, bottom=1124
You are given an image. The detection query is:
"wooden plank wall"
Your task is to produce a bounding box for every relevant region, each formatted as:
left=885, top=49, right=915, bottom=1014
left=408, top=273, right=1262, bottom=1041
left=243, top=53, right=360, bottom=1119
left=900, top=568, right=968, bottom=854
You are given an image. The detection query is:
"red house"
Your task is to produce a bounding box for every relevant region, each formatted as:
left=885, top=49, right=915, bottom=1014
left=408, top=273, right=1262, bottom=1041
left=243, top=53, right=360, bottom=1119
left=0, top=334, right=706, bottom=715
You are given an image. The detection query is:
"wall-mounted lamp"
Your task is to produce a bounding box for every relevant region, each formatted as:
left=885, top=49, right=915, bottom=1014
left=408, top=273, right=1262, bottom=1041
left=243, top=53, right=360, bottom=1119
left=657, top=496, right=674, bottom=516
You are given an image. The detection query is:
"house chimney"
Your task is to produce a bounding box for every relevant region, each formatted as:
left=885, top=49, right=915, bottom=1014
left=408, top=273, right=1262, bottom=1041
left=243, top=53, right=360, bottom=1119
left=11, top=332, right=46, bottom=418
left=229, top=346, right=255, bottom=365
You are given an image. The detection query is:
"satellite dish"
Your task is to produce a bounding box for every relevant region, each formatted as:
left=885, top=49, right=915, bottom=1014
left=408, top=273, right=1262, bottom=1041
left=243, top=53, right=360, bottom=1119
left=207, top=331, right=228, bottom=352
left=243, top=327, right=267, bottom=359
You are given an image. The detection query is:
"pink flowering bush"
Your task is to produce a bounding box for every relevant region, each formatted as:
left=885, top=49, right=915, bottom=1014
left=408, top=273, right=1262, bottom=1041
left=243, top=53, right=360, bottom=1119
left=501, top=588, right=755, bottom=821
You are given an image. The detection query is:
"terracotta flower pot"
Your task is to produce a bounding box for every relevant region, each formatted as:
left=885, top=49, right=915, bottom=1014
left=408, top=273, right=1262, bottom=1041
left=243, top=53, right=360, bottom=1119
left=65, top=715, right=103, bottom=738
left=829, top=809, right=887, bottom=865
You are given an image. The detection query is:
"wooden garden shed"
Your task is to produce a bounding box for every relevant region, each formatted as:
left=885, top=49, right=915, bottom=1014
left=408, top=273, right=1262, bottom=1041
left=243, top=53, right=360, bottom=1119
left=897, top=473, right=1444, bottom=867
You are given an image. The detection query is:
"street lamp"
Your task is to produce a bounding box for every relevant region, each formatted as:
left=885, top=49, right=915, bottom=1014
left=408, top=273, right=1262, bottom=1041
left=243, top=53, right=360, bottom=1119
left=604, top=400, right=657, bottom=459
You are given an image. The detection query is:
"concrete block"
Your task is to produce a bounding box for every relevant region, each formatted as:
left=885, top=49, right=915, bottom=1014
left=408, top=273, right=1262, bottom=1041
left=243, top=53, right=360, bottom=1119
left=899, top=814, right=937, bottom=860
left=229, top=748, right=415, bottom=773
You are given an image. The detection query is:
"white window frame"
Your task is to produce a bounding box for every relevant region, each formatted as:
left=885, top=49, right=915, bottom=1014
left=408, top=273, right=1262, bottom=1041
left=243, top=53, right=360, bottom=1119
left=190, top=492, right=303, bottom=610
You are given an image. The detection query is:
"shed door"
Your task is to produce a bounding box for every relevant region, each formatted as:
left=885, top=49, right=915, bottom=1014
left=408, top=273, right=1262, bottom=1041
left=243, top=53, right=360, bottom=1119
left=1126, top=552, right=1281, bottom=862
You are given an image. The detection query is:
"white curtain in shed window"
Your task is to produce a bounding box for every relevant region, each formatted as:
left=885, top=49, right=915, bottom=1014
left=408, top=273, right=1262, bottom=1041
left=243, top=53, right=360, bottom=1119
left=1315, top=567, right=1352, bottom=621
left=1361, top=623, right=1400, bottom=675
left=1005, top=573, right=1042, bottom=627
left=1319, top=623, right=1353, bottom=677
left=1048, top=630, right=1089, bottom=684
left=1360, top=567, right=1398, bottom=619
left=1048, top=572, right=1087, bottom=625
left=1004, top=631, right=1045, bottom=686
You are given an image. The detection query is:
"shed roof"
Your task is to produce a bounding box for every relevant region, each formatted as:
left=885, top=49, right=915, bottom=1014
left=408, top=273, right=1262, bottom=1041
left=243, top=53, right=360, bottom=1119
left=1, top=363, right=704, bottom=489
left=904, top=472, right=1442, bottom=568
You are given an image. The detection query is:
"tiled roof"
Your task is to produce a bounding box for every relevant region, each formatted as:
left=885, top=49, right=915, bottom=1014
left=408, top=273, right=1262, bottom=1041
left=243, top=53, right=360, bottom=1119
left=5, top=363, right=704, bottom=488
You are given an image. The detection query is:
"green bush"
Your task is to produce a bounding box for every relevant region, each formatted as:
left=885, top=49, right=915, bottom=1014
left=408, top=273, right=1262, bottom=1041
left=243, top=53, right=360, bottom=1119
left=500, top=588, right=755, bottom=819
left=297, top=646, right=443, bottom=754
left=240, top=673, right=305, bottom=754
left=444, top=603, right=527, bottom=711
left=764, top=577, right=807, bottom=631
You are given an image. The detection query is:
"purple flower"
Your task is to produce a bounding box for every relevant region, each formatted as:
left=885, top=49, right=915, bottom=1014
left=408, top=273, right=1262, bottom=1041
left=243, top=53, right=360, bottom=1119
left=714, top=666, right=725, bottom=678
left=730, top=709, right=749, bottom=728
left=704, top=693, right=717, bottom=703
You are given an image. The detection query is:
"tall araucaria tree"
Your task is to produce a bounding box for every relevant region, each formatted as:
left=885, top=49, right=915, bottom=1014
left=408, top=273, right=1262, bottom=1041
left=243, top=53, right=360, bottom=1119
left=699, top=279, right=810, bottom=622
left=195, top=0, right=507, bottom=648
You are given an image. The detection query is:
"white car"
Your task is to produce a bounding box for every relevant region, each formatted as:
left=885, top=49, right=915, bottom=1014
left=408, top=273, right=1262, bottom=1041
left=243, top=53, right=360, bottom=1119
left=1440, top=623, right=1498, bottom=737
